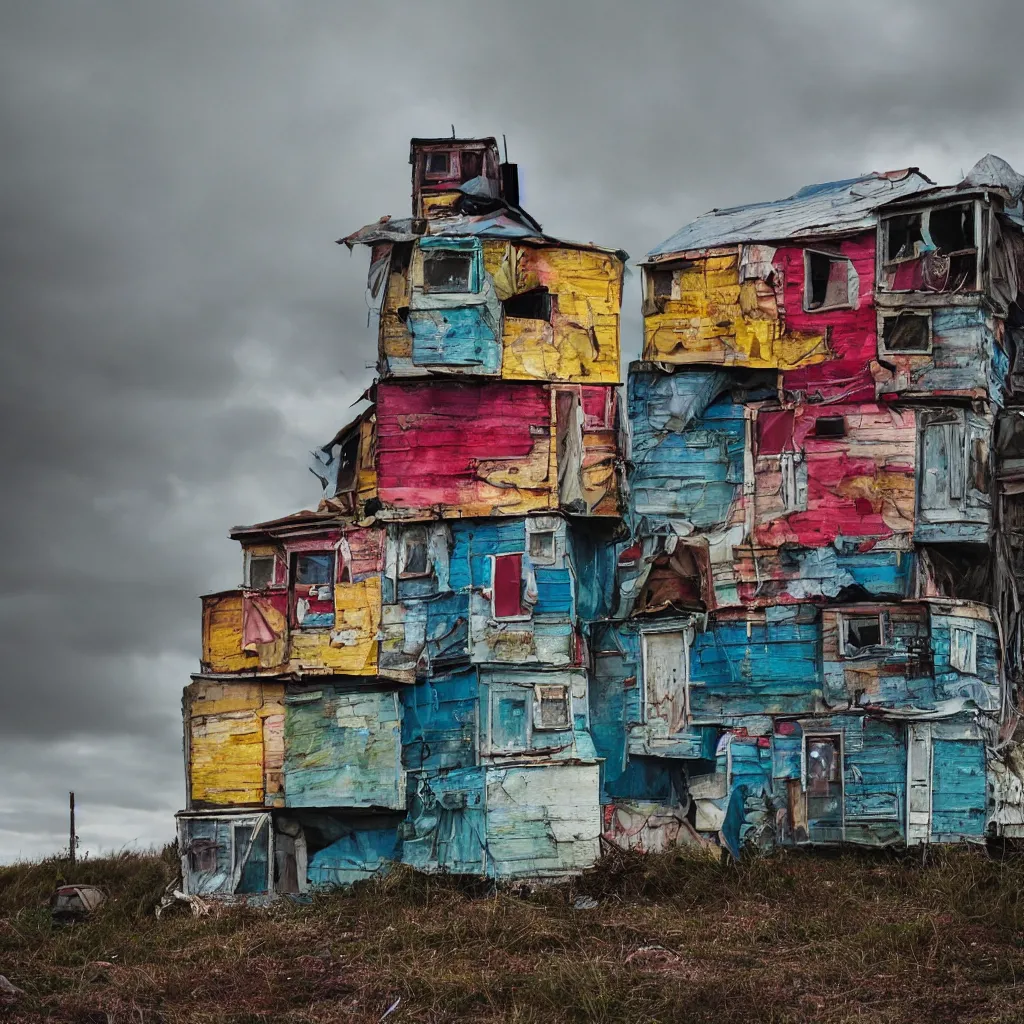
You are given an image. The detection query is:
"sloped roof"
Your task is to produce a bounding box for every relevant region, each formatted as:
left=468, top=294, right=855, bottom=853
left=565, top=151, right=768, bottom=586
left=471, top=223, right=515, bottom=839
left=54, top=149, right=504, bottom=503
left=645, top=169, right=936, bottom=260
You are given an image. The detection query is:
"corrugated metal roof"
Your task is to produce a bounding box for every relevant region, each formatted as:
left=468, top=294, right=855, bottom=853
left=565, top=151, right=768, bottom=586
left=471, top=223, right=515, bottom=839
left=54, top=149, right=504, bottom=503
left=645, top=169, right=936, bottom=260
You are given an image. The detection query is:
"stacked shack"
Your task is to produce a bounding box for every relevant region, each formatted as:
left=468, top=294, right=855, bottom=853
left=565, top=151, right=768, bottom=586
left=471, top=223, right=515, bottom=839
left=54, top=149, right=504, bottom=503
left=178, top=145, right=1024, bottom=897
left=177, top=138, right=627, bottom=895
left=594, top=157, right=1024, bottom=856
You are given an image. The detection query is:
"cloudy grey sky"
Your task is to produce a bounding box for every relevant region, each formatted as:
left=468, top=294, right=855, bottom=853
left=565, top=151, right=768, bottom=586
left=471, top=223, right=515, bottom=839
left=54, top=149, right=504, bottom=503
left=2, top=0, right=1023, bottom=861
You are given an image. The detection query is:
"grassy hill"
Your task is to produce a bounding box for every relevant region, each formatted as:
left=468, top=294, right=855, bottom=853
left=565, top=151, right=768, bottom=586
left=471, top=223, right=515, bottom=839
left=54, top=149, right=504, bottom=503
left=2, top=844, right=1024, bottom=1022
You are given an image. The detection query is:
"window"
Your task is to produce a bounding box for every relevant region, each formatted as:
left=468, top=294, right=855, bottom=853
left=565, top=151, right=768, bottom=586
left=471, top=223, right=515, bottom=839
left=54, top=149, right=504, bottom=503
left=492, top=553, right=526, bottom=619
left=880, top=311, right=932, bottom=354
left=649, top=268, right=674, bottom=299
left=534, top=684, right=571, bottom=730
left=424, top=151, right=451, bottom=178
left=293, top=553, right=334, bottom=585
left=502, top=288, right=552, bottom=321
left=245, top=554, right=275, bottom=590
left=881, top=202, right=979, bottom=293
left=779, top=451, right=808, bottom=513
left=491, top=691, right=529, bottom=752
left=950, top=626, right=977, bottom=674
left=334, top=432, right=360, bottom=495
left=528, top=529, right=556, bottom=565
left=422, top=251, right=473, bottom=293
left=804, top=251, right=854, bottom=311
left=400, top=527, right=430, bottom=578
left=814, top=416, right=846, bottom=439
left=842, top=614, right=884, bottom=657
left=189, top=839, right=217, bottom=873
left=805, top=735, right=843, bottom=827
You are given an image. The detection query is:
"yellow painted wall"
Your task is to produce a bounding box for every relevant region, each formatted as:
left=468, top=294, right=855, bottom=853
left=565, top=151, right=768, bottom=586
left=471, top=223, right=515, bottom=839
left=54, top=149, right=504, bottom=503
left=485, top=241, right=622, bottom=383
left=378, top=239, right=622, bottom=382
left=201, top=592, right=251, bottom=674
left=643, top=250, right=829, bottom=369
left=288, top=577, right=382, bottom=675
left=186, top=681, right=285, bottom=807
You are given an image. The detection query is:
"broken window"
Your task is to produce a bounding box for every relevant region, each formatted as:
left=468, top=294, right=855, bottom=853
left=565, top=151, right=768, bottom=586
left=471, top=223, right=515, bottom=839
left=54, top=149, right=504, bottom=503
left=424, top=151, right=451, bottom=178
left=804, top=251, right=854, bottom=311
left=293, top=553, right=334, bottom=586
left=842, top=614, right=884, bottom=657
left=880, top=311, right=932, bottom=354
left=814, top=416, right=846, bottom=439
left=422, top=251, right=473, bottom=293
left=502, top=288, right=552, bottom=321
left=534, top=684, right=571, bottom=730
left=527, top=529, right=556, bottom=565
left=805, top=736, right=843, bottom=827
left=400, top=527, right=430, bottom=578
left=950, top=626, right=977, bottom=674
left=334, top=431, right=360, bottom=495
left=881, top=202, right=979, bottom=292
left=492, top=553, right=526, bottom=619
left=232, top=822, right=269, bottom=894
left=779, top=451, right=808, bottom=513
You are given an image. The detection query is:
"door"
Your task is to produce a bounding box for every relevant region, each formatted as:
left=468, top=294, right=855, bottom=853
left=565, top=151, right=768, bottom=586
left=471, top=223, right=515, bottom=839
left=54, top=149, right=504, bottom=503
left=906, top=724, right=932, bottom=844
left=805, top=735, right=843, bottom=841
left=642, top=631, right=688, bottom=735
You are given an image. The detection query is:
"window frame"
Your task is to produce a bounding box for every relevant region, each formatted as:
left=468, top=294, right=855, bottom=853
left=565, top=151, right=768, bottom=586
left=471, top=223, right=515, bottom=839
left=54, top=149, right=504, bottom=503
left=950, top=625, right=978, bottom=674
left=291, top=551, right=335, bottom=587
left=244, top=552, right=276, bottom=590
left=839, top=612, right=887, bottom=658
left=490, top=552, right=531, bottom=622
left=779, top=450, right=808, bottom=514
left=640, top=626, right=691, bottom=731
left=421, top=250, right=475, bottom=294
left=399, top=526, right=432, bottom=579
left=423, top=150, right=456, bottom=181
left=533, top=683, right=571, bottom=731
left=878, top=310, right=933, bottom=356
left=527, top=528, right=557, bottom=566
left=488, top=686, right=532, bottom=753
left=803, top=248, right=855, bottom=313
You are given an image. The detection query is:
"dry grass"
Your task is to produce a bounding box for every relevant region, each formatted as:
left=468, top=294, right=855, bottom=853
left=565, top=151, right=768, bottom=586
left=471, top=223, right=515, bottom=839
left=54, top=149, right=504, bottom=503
left=3, top=844, right=1024, bottom=1022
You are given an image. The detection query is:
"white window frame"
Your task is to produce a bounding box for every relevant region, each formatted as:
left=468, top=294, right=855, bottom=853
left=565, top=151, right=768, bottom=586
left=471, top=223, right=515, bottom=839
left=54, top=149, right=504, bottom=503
left=533, top=683, right=571, bottom=731
left=878, top=310, right=933, bottom=356
left=244, top=551, right=276, bottom=590
left=489, top=553, right=532, bottom=622
left=779, top=450, right=808, bottom=514
left=527, top=528, right=557, bottom=566
left=399, top=526, right=431, bottom=579
left=424, top=150, right=457, bottom=180
left=839, top=612, right=886, bottom=658
left=950, top=626, right=978, bottom=674
left=802, top=248, right=855, bottom=313
left=488, top=686, right=532, bottom=753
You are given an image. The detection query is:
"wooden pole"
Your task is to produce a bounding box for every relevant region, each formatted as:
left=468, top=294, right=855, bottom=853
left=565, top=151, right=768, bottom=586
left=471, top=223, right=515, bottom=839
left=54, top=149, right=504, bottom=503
left=69, top=791, right=76, bottom=866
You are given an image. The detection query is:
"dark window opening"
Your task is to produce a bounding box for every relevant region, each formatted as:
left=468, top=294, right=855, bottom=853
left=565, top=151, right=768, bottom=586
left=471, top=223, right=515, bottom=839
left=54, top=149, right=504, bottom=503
left=335, top=432, right=360, bottom=494
left=247, top=555, right=274, bottom=590
left=805, top=251, right=852, bottom=310
left=401, top=528, right=430, bottom=578
left=503, top=288, right=552, bottom=321
left=293, top=553, right=333, bottom=586
left=844, top=615, right=883, bottom=656
left=814, top=416, right=846, bottom=439
left=425, top=151, right=450, bottom=178
left=651, top=268, right=674, bottom=299
left=885, top=213, right=924, bottom=261
left=929, top=203, right=975, bottom=252
left=881, top=312, right=931, bottom=353
left=460, top=150, right=482, bottom=182
left=423, top=252, right=473, bottom=293
left=971, top=437, right=991, bottom=494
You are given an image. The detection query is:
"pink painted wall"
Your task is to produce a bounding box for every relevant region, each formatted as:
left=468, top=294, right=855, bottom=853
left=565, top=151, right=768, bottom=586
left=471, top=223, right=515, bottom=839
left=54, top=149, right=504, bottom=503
left=376, top=380, right=552, bottom=512
left=776, top=233, right=877, bottom=403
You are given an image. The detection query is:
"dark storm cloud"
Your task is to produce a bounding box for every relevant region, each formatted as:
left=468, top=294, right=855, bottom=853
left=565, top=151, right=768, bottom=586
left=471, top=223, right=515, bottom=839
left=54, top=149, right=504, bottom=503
left=2, top=0, right=1023, bottom=858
